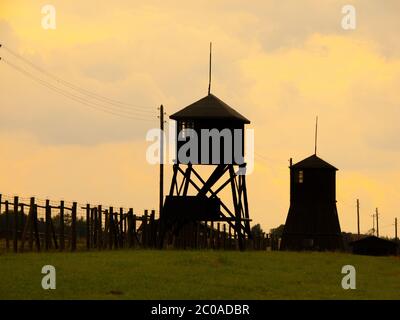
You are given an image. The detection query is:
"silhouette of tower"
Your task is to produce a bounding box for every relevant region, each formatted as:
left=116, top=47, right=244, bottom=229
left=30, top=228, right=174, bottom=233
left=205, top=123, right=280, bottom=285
left=280, top=154, right=344, bottom=251
left=159, top=93, right=252, bottom=250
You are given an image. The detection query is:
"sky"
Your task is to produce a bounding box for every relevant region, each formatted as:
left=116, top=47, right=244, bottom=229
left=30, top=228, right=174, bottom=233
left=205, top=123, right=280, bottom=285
left=0, top=0, right=399, bottom=237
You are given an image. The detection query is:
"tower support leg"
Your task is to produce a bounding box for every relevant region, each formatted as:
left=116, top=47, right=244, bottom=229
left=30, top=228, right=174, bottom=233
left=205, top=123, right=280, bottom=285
left=160, top=163, right=251, bottom=250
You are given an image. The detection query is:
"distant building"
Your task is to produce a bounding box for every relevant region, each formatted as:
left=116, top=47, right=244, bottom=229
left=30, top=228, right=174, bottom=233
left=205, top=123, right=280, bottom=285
left=280, top=154, right=344, bottom=251
left=349, top=236, right=398, bottom=256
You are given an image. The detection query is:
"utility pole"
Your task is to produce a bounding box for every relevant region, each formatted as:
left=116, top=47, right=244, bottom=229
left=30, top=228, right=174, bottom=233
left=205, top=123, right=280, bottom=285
left=208, top=42, right=212, bottom=95
left=158, top=105, right=165, bottom=219
left=375, top=208, right=379, bottom=238
left=395, top=217, right=398, bottom=241
left=314, top=116, right=318, bottom=155
left=356, top=199, right=360, bottom=239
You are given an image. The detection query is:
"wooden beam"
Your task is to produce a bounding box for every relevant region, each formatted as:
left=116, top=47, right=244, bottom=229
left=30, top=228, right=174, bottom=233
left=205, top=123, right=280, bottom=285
left=59, top=201, right=65, bottom=251
left=109, top=207, right=114, bottom=250
left=13, top=196, right=19, bottom=253
left=71, top=202, right=77, bottom=252
left=86, top=204, right=90, bottom=250
left=45, top=199, right=51, bottom=250
left=97, top=205, right=102, bottom=250
left=28, top=198, right=34, bottom=251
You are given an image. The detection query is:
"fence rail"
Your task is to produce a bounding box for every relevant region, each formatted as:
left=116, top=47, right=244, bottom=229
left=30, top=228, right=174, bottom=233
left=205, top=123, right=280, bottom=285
left=0, top=193, right=279, bottom=253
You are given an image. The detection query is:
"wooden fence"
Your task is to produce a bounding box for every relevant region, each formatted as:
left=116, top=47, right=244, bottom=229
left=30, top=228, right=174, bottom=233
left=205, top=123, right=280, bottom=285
left=165, top=221, right=279, bottom=251
left=0, top=193, right=280, bottom=253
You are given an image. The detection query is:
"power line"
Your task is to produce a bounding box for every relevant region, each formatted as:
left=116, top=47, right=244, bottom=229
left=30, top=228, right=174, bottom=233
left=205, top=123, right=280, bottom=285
left=0, top=45, right=284, bottom=161
left=1, top=57, right=155, bottom=121
left=1, top=44, right=154, bottom=114
left=379, top=224, right=394, bottom=229
left=2, top=57, right=152, bottom=120
left=254, top=152, right=283, bottom=165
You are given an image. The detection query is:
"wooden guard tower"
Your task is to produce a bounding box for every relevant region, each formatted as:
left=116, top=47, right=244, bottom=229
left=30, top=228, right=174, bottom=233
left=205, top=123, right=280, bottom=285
left=280, top=154, right=344, bottom=251
left=159, top=93, right=252, bottom=250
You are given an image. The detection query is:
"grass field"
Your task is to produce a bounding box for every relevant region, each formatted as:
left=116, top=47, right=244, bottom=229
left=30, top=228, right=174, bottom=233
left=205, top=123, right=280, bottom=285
left=0, top=250, right=399, bottom=300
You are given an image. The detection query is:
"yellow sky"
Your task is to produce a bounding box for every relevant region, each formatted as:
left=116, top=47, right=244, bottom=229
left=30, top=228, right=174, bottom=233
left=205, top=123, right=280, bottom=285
left=1, top=0, right=400, bottom=237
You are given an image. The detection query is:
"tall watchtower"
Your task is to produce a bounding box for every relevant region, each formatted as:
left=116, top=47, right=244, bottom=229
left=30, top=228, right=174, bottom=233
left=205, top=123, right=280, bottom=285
left=280, top=154, right=344, bottom=251
left=159, top=93, right=252, bottom=250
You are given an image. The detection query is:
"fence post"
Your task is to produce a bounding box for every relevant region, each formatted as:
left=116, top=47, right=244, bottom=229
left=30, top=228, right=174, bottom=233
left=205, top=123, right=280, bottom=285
left=90, top=207, right=95, bottom=248
left=133, top=214, right=137, bottom=248
left=45, top=199, right=51, bottom=251
left=86, top=204, right=90, bottom=250
left=59, top=201, right=65, bottom=251
left=103, top=209, right=109, bottom=248
left=119, top=208, right=124, bottom=248
left=90, top=208, right=94, bottom=248
left=109, top=207, right=114, bottom=250
left=13, top=196, right=19, bottom=253
left=113, top=208, right=119, bottom=249
left=97, top=205, right=102, bottom=250
left=28, top=198, right=34, bottom=251
left=123, top=209, right=127, bottom=241
left=71, top=202, right=77, bottom=251
left=127, top=209, right=133, bottom=248
left=92, top=207, right=97, bottom=248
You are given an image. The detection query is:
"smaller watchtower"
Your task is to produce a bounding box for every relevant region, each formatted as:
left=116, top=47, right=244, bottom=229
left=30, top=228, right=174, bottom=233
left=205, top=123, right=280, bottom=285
left=281, top=118, right=344, bottom=251
left=281, top=154, right=343, bottom=251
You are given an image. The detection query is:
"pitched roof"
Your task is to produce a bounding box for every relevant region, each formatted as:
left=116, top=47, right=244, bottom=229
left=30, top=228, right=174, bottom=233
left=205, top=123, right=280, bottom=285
left=169, top=94, right=250, bottom=124
left=349, top=236, right=398, bottom=248
left=291, top=154, right=338, bottom=170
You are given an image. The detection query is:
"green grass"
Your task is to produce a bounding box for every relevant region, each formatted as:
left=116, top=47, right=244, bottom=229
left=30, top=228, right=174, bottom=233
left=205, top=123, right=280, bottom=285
left=0, top=250, right=399, bottom=300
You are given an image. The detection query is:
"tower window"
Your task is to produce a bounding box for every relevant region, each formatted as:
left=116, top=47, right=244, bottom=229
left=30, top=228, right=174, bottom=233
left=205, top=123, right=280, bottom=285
left=298, top=170, right=304, bottom=183
left=179, top=121, right=194, bottom=139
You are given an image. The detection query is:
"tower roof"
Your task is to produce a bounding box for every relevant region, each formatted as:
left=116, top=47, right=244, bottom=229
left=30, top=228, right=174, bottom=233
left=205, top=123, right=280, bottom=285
left=291, top=154, right=338, bottom=170
left=170, top=94, right=250, bottom=124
